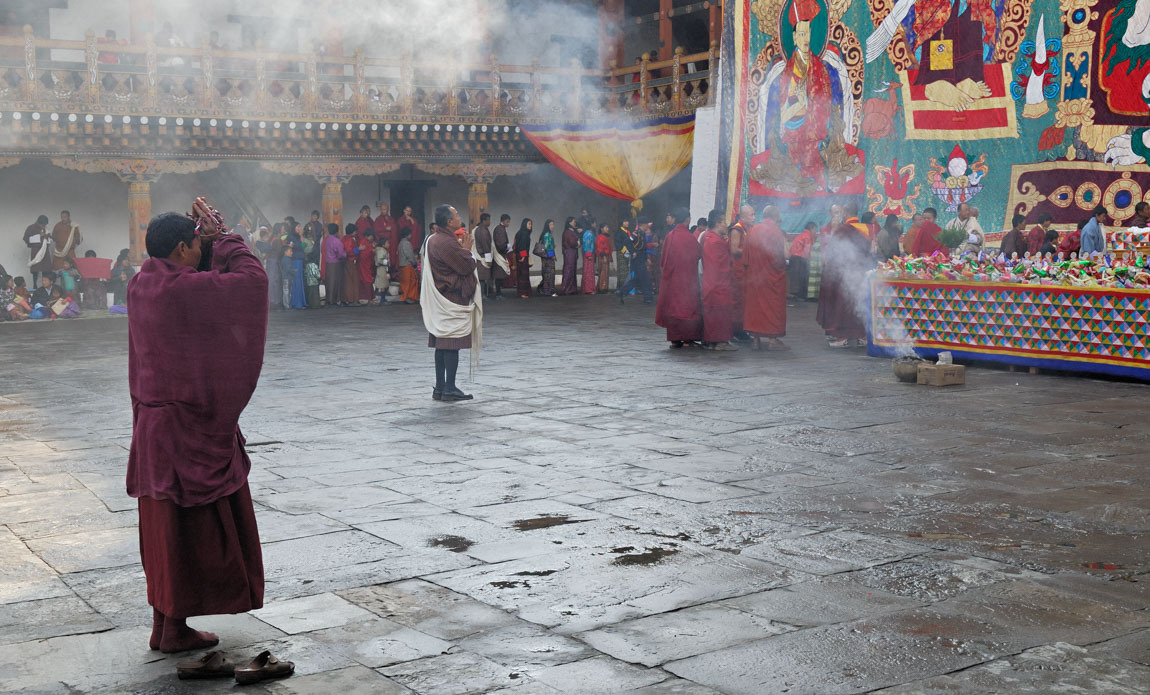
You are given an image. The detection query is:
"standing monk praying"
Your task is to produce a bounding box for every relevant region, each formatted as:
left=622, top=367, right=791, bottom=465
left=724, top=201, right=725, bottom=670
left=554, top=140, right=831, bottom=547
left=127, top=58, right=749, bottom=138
left=744, top=205, right=789, bottom=351
left=423, top=205, right=481, bottom=402
left=127, top=200, right=267, bottom=653
left=655, top=207, right=703, bottom=348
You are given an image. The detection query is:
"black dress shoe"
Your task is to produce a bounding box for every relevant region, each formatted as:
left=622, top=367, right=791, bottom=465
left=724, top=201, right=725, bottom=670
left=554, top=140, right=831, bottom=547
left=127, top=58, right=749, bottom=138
left=440, top=387, right=474, bottom=401
left=432, top=387, right=443, bottom=401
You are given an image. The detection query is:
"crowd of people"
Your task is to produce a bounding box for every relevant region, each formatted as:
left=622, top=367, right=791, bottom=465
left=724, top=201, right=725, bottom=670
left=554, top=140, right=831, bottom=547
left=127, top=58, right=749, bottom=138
left=2, top=212, right=133, bottom=322
left=10, top=196, right=1143, bottom=345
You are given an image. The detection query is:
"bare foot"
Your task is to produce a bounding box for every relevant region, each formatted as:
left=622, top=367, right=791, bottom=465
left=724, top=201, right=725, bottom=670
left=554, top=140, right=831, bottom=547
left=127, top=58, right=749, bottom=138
left=159, top=617, right=219, bottom=653
left=149, top=608, right=165, bottom=651
left=956, top=78, right=992, bottom=100
left=923, top=80, right=974, bottom=111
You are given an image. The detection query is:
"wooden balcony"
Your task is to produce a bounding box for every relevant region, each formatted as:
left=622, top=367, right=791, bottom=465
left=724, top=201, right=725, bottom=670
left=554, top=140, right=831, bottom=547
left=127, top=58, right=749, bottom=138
left=0, top=26, right=714, bottom=127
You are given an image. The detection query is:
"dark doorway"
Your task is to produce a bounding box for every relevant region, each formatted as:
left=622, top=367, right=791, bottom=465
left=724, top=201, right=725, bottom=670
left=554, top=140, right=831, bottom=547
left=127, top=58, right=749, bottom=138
left=389, top=180, right=438, bottom=234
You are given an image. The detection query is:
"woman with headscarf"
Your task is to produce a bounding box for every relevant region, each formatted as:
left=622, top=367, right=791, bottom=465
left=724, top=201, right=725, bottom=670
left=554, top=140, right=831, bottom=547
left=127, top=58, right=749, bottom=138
left=513, top=218, right=533, bottom=298
left=536, top=219, right=557, bottom=297
left=560, top=217, right=579, bottom=295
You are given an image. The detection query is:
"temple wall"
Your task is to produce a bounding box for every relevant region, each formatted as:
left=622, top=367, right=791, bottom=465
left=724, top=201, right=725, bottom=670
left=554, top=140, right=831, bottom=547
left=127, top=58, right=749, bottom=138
left=720, top=0, right=1150, bottom=234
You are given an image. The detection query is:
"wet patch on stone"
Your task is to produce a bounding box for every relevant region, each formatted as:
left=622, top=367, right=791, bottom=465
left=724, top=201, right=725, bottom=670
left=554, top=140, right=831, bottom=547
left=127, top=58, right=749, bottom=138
left=513, top=514, right=584, bottom=531
left=612, top=546, right=681, bottom=567
left=427, top=535, right=475, bottom=553
left=490, top=580, right=531, bottom=589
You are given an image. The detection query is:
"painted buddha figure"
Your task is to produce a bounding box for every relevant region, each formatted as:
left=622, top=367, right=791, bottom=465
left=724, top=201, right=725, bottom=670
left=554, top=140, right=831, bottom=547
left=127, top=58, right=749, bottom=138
left=777, top=0, right=834, bottom=190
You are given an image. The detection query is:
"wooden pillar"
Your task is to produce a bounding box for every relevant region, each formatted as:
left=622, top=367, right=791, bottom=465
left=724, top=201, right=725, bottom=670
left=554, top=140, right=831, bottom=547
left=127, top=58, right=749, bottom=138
left=128, top=180, right=152, bottom=264
left=467, top=180, right=488, bottom=229
left=598, top=0, right=625, bottom=71
left=129, top=0, right=153, bottom=44
left=659, top=0, right=673, bottom=61
left=709, top=1, right=722, bottom=49
left=322, top=182, right=343, bottom=228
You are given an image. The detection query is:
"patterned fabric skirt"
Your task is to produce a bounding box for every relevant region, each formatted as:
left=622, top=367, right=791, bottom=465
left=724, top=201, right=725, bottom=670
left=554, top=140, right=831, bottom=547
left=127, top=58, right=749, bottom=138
left=429, top=333, right=472, bottom=350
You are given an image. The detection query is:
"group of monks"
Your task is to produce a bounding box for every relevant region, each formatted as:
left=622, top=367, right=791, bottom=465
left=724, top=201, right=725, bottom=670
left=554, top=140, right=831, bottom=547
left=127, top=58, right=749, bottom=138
left=655, top=201, right=880, bottom=351
left=655, top=205, right=790, bottom=352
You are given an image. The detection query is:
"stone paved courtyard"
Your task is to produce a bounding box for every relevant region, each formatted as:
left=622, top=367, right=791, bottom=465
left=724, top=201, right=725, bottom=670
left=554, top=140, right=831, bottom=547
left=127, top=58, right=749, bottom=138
left=1, top=297, right=1148, bottom=694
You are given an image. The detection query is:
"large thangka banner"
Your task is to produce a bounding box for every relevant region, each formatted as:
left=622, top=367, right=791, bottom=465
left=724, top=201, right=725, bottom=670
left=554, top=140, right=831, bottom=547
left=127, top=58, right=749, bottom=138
left=719, top=0, right=1150, bottom=232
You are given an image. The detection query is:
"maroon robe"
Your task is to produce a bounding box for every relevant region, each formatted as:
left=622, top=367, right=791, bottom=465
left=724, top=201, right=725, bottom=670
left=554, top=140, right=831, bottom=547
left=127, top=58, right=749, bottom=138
left=744, top=220, right=787, bottom=337
left=911, top=220, right=945, bottom=256
left=728, top=221, right=749, bottom=333
left=701, top=231, right=735, bottom=343
left=816, top=219, right=871, bottom=339
left=127, top=234, right=267, bottom=618
left=355, top=215, right=373, bottom=236
left=655, top=223, right=703, bottom=342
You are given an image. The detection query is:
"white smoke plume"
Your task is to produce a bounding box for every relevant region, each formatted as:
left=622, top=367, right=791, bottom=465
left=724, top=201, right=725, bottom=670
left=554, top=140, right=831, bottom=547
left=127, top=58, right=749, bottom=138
left=820, top=231, right=918, bottom=358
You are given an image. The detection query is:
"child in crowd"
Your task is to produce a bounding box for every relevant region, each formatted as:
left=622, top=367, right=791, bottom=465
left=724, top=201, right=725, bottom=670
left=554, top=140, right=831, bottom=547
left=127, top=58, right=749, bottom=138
left=373, top=238, right=390, bottom=303
left=113, top=267, right=132, bottom=306
left=304, top=253, right=321, bottom=309
left=3, top=275, right=31, bottom=321
left=57, top=258, right=80, bottom=296
left=31, top=273, right=58, bottom=307
left=1040, top=228, right=1059, bottom=257
left=397, top=228, right=420, bottom=304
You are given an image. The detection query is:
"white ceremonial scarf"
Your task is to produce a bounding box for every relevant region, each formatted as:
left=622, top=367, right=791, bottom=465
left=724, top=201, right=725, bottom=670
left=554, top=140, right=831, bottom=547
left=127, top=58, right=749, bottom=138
left=421, top=239, right=484, bottom=376
left=52, top=225, right=79, bottom=258
left=29, top=229, right=50, bottom=266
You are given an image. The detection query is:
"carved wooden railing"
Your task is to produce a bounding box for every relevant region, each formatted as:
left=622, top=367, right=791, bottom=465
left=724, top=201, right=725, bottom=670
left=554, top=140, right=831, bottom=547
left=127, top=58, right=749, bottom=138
left=0, top=26, right=713, bottom=123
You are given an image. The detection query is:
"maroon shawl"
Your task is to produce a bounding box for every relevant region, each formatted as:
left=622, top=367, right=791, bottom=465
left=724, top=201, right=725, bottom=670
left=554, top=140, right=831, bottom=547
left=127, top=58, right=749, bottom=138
left=126, top=235, right=268, bottom=507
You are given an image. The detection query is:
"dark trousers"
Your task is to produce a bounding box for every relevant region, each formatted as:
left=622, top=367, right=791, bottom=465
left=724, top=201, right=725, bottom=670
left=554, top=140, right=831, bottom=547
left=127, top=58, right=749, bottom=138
left=787, top=257, right=810, bottom=300
left=434, top=349, right=460, bottom=390
left=617, top=260, right=652, bottom=303
left=324, top=261, right=344, bottom=306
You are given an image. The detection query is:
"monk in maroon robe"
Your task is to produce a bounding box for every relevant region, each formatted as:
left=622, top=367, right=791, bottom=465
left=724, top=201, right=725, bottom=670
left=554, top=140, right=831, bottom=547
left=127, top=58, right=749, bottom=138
left=744, top=205, right=788, bottom=350
left=910, top=208, right=945, bottom=256
left=127, top=200, right=267, bottom=653
left=700, top=212, right=737, bottom=350
left=358, top=230, right=376, bottom=300
left=816, top=203, right=872, bottom=347
left=728, top=205, right=754, bottom=338
left=655, top=207, right=703, bottom=347
left=355, top=205, right=374, bottom=236
left=342, top=224, right=361, bottom=304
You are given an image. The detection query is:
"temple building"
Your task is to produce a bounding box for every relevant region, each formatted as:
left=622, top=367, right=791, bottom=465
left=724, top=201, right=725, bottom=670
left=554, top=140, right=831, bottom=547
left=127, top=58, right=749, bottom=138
left=0, top=0, right=720, bottom=270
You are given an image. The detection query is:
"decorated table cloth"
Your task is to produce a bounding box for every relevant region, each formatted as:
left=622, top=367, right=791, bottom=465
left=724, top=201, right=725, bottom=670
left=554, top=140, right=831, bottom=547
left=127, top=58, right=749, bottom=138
left=1107, top=228, right=1150, bottom=252
left=869, top=278, right=1150, bottom=380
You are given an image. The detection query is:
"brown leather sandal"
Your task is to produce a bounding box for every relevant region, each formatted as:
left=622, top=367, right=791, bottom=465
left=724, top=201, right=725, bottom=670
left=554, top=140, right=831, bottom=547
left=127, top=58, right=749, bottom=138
left=176, top=651, right=235, bottom=680
left=234, top=650, right=295, bottom=685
